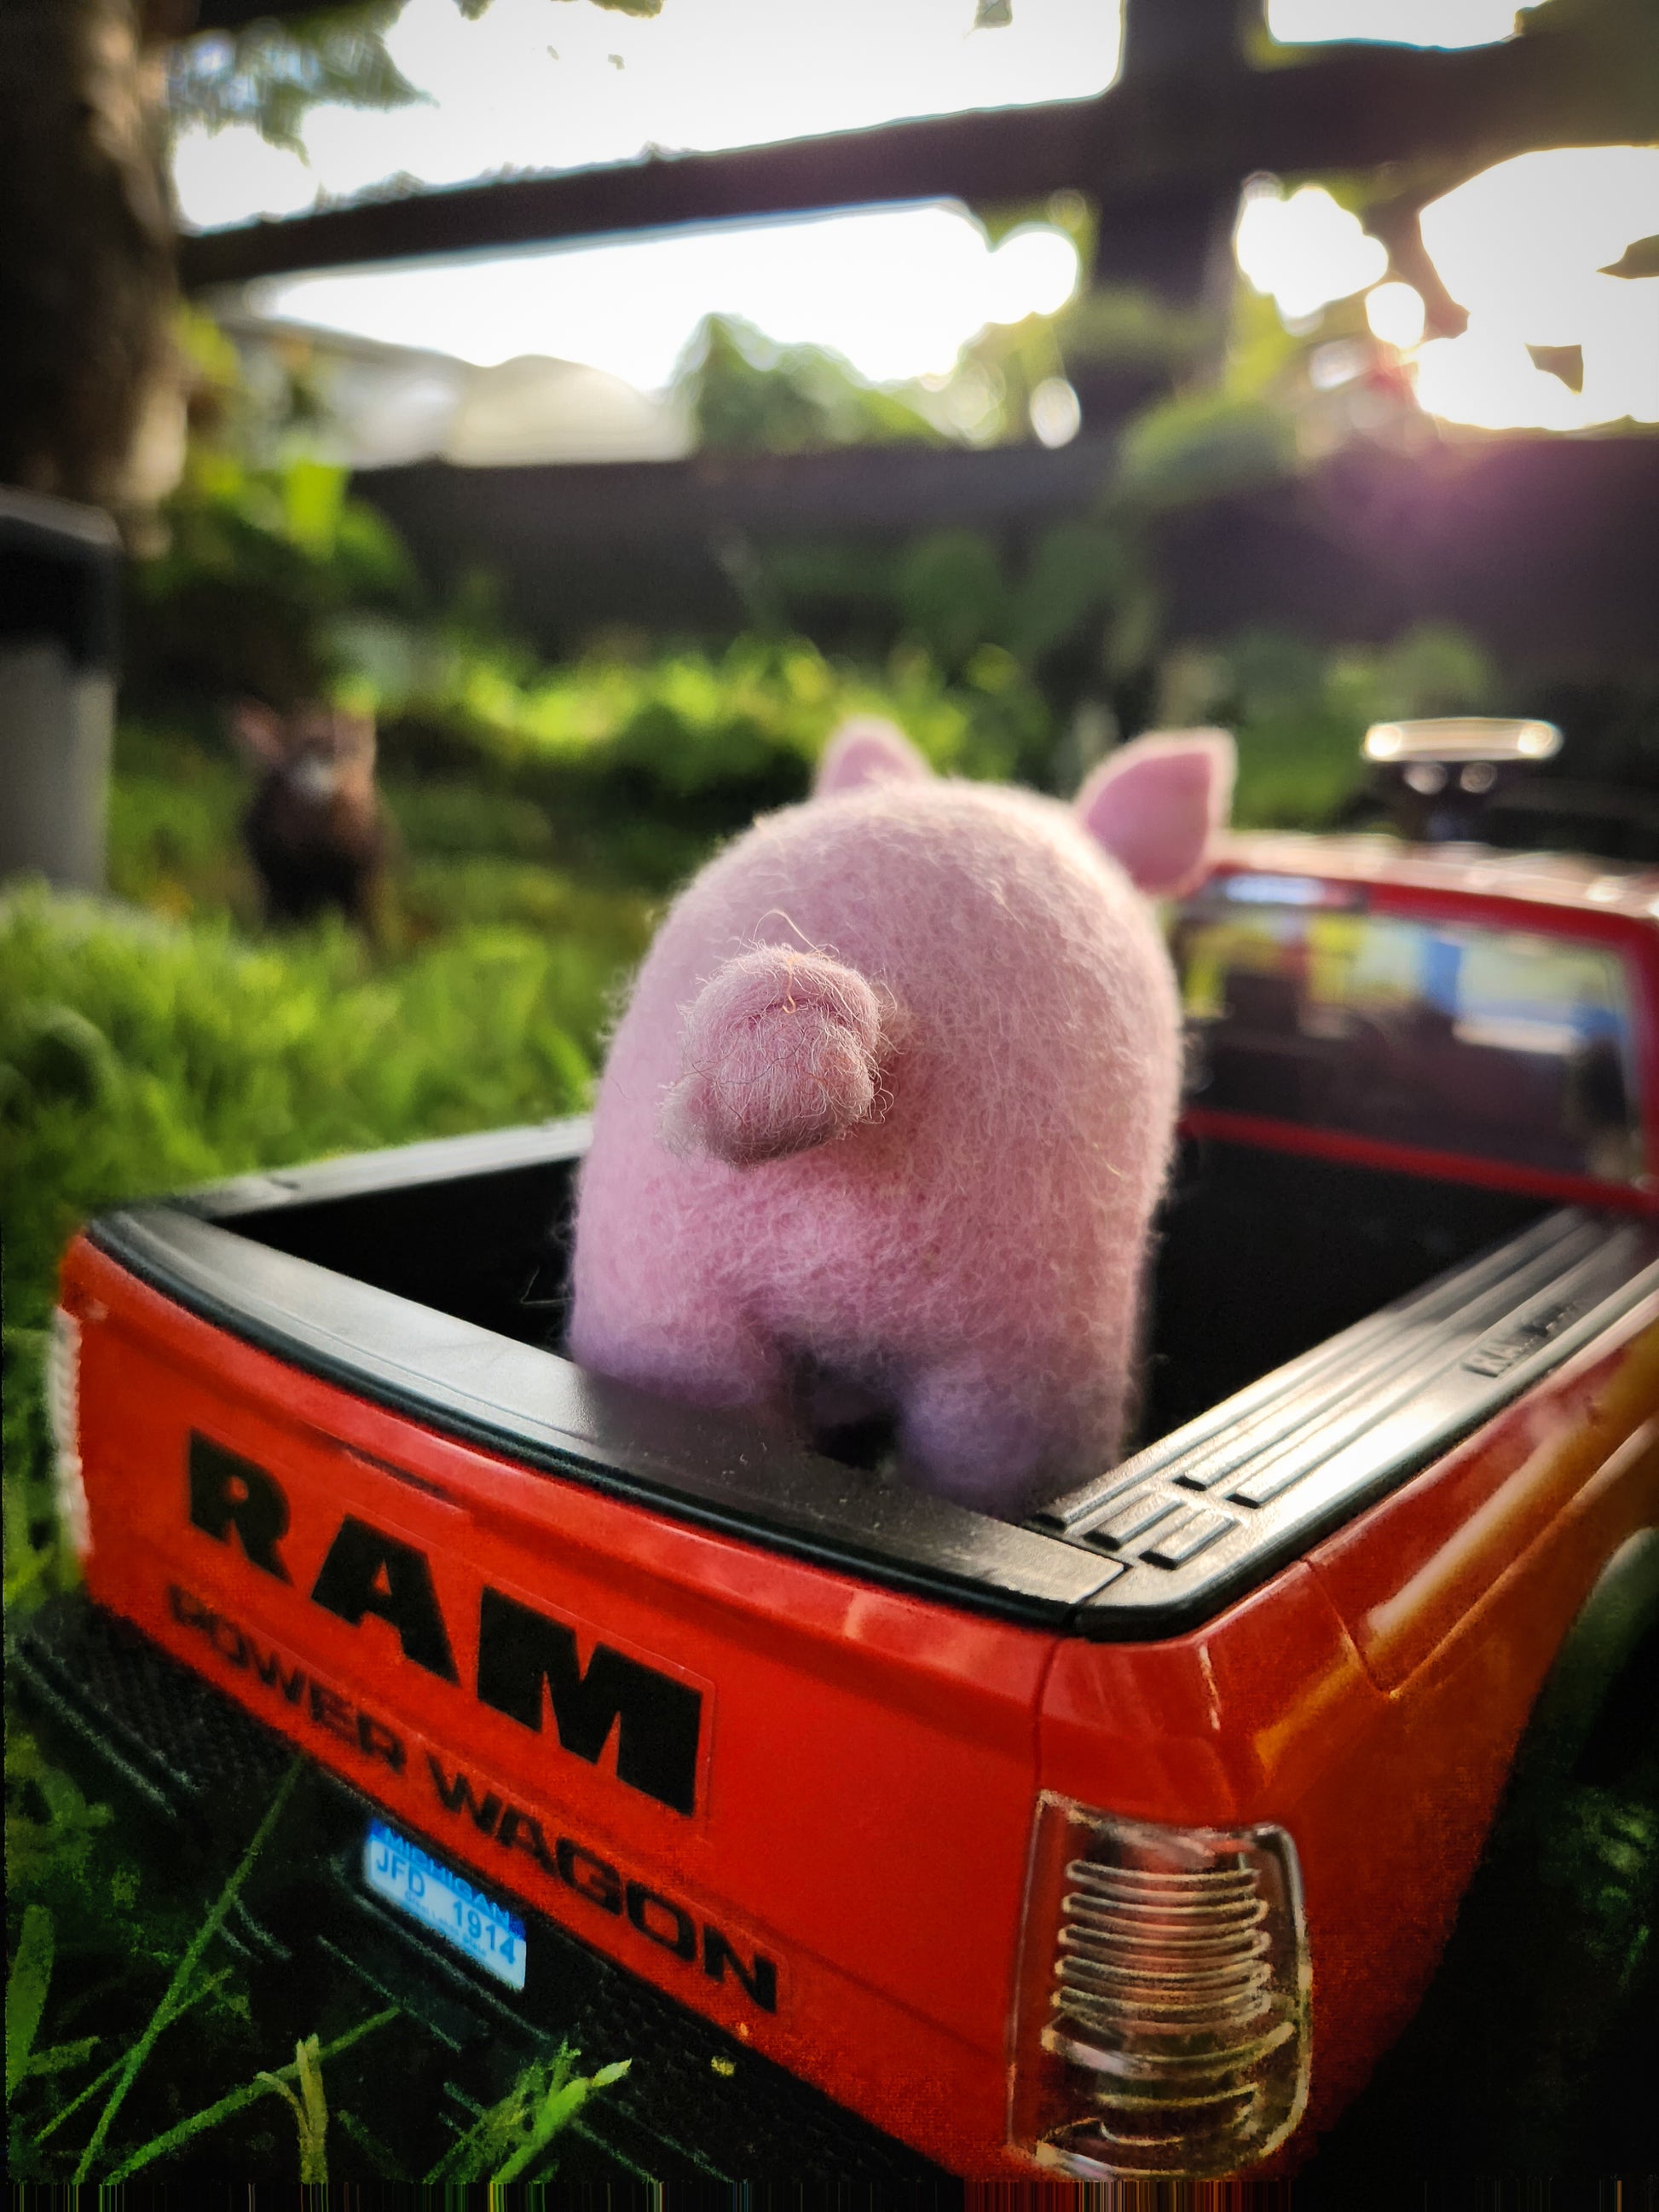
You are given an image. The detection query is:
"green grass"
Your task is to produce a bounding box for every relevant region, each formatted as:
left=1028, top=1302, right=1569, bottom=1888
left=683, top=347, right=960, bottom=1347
left=5, top=1733, right=630, bottom=2184
left=3, top=715, right=662, bottom=2180
left=9, top=684, right=1655, bottom=2181
left=0, top=892, right=609, bottom=1331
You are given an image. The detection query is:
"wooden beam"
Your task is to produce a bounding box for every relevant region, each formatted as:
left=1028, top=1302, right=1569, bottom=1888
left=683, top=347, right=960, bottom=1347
left=179, top=14, right=1658, bottom=290
left=182, top=99, right=1099, bottom=289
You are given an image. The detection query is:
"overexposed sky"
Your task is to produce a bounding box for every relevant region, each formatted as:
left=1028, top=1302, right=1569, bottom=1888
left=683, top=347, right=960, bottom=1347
left=173, top=0, right=1121, bottom=233
left=241, top=146, right=1657, bottom=435
left=247, top=207, right=1081, bottom=391
left=1265, top=0, right=1546, bottom=48
left=1234, top=149, right=1659, bottom=430
left=1234, top=181, right=1388, bottom=323
left=176, top=0, right=1656, bottom=441
left=1415, top=148, right=1659, bottom=429
left=177, top=0, right=1103, bottom=407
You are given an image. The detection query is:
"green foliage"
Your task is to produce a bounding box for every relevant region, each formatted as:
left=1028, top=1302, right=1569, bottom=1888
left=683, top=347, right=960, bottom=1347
left=1003, top=523, right=1137, bottom=670
left=1115, top=390, right=1298, bottom=514
left=2, top=1322, right=59, bottom=1612
left=894, top=532, right=1009, bottom=672
left=3, top=1782, right=406, bottom=2180
left=6, top=1711, right=267, bottom=2174
left=7, top=1728, right=126, bottom=1955
left=124, top=380, right=1059, bottom=860
left=381, top=778, right=558, bottom=862
left=6, top=1904, right=55, bottom=2099
left=5, top=1734, right=245, bottom=2174
left=755, top=525, right=1129, bottom=689
left=131, top=446, right=418, bottom=711
left=686, top=316, right=945, bottom=456
left=74, top=1764, right=303, bottom=2179
left=0, top=844, right=626, bottom=2177
left=673, top=242, right=1219, bottom=466
left=5, top=1722, right=405, bottom=2185
left=106, top=2007, right=398, bottom=2183
left=106, top=725, right=253, bottom=924
left=1056, top=284, right=1217, bottom=378
left=369, top=631, right=1051, bottom=847
left=166, top=1, right=423, bottom=153
left=0, top=892, right=599, bottom=1343
left=1540, top=1785, right=1659, bottom=1974
left=1360, top=622, right=1496, bottom=720
left=754, top=519, right=1151, bottom=713
left=428, top=2046, right=632, bottom=2185
left=256, top=2036, right=330, bottom=2185
left=1157, top=621, right=1499, bottom=828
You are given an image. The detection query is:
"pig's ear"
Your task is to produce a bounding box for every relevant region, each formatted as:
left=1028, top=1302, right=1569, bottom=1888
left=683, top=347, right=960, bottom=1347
left=1074, top=729, right=1235, bottom=897
left=230, top=700, right=286, bottom=769
left=814, top=717, right=933, bottom=798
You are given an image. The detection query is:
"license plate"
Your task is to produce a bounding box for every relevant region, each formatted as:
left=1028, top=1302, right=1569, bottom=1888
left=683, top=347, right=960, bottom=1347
left=363, top=1818, right=528, bottom=1991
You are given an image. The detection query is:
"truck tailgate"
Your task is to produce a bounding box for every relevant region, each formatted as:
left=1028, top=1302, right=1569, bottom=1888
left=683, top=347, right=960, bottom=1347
left=61, top=1234, right=1057, bottom=2174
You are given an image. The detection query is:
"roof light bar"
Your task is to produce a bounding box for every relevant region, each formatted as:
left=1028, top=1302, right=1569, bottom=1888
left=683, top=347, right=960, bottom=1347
left=1363, top=718, right=1562, bottom=764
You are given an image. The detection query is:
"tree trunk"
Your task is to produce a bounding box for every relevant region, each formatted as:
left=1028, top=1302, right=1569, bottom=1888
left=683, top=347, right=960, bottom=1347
left=0, top=0, right=183, bottom=517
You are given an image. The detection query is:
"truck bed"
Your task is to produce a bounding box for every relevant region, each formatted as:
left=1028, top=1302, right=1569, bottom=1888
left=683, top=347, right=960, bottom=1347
left=45, top=1113, right=1659, bottom=2178
left=84, top=1117, right=1658, bottom=1640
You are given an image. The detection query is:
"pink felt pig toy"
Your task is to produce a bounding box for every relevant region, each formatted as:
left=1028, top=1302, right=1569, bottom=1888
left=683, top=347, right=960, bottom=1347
left=568, top=719, right=1234, bottom=1518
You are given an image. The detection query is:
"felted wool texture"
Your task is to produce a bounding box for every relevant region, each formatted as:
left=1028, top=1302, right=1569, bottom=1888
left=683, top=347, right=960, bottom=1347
left=659, top=945, right=896, bottom=1165
left=568, top=742, right=1210, bottom=1519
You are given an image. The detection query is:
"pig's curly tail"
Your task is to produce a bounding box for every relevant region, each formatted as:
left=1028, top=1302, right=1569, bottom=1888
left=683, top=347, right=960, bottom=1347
left=659, top=947, right=899, bottom=1164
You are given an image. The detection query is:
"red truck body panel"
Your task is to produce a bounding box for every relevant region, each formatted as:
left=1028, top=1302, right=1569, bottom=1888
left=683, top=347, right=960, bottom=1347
left=63, top=1239, right=1048, bottom=2172
left=58, top=1230, right=1659, bottom=2174
left=1194, top=840, right=1659, bottom=1216
left=47, top=838, right=1659, bottom=2177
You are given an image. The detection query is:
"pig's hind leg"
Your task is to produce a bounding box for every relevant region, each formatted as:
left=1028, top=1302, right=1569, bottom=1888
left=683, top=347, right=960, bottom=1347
left=568, top=1290, right=794, bottom=1432
left=897, top=1354, right=1123, bottom=1520
left=894, top=1360, right=1055, bottom=1519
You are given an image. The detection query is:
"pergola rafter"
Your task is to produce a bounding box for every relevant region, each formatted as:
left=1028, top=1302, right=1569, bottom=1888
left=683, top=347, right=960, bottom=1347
left=178, top=0, right=1659, bottom=291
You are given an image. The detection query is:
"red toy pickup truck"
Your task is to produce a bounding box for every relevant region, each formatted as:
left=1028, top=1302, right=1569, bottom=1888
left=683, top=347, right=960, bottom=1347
left=20, top=804, right=1659, bottom=2180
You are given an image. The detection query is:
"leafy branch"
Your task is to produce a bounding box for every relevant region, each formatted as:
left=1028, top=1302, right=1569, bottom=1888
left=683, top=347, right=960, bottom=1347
left=167, top=1, right=424, bottom=153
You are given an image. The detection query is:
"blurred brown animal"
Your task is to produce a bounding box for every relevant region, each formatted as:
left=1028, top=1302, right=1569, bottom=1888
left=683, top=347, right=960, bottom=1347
left=232, top=700, right=388, bottom=935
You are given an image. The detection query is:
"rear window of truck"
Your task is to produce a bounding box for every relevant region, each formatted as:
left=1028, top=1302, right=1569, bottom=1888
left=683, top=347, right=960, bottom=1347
left=1173, top=880, right=1644, bottom=1182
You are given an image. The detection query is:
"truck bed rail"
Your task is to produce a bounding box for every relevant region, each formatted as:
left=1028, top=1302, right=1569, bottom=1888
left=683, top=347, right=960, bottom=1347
left=89, top=1119, right=1659, bottom=1638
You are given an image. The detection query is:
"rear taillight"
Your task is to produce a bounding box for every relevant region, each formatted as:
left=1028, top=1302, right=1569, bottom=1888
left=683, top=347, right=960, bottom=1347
left=1010, top=1793, right=1309, bottom=2178
left=46, top=1307, right=92, bottom=1560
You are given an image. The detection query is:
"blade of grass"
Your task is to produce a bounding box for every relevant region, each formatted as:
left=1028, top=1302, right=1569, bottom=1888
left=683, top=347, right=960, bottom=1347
left=257, top=2033, right=328, bottom=2184
left=335, top=2105, right=409, bottom=2180
left=30, top=2052, right=126, bottom=2147
left=22, top=2036, right=101, bottom=2076
left=6, top=1903, right=54, bottom=2098
left=72, top=1759, right=302, bottom=2180
left=423, top=2088, right=521, bottom=2185
left=32, top=1964, right=238, bottom=2147
left=425, top=2051, right=569, bottom=2186
left=104, top=2005, right=398, bottom=2183
left=490, top=2059, right=630, bottom=2186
